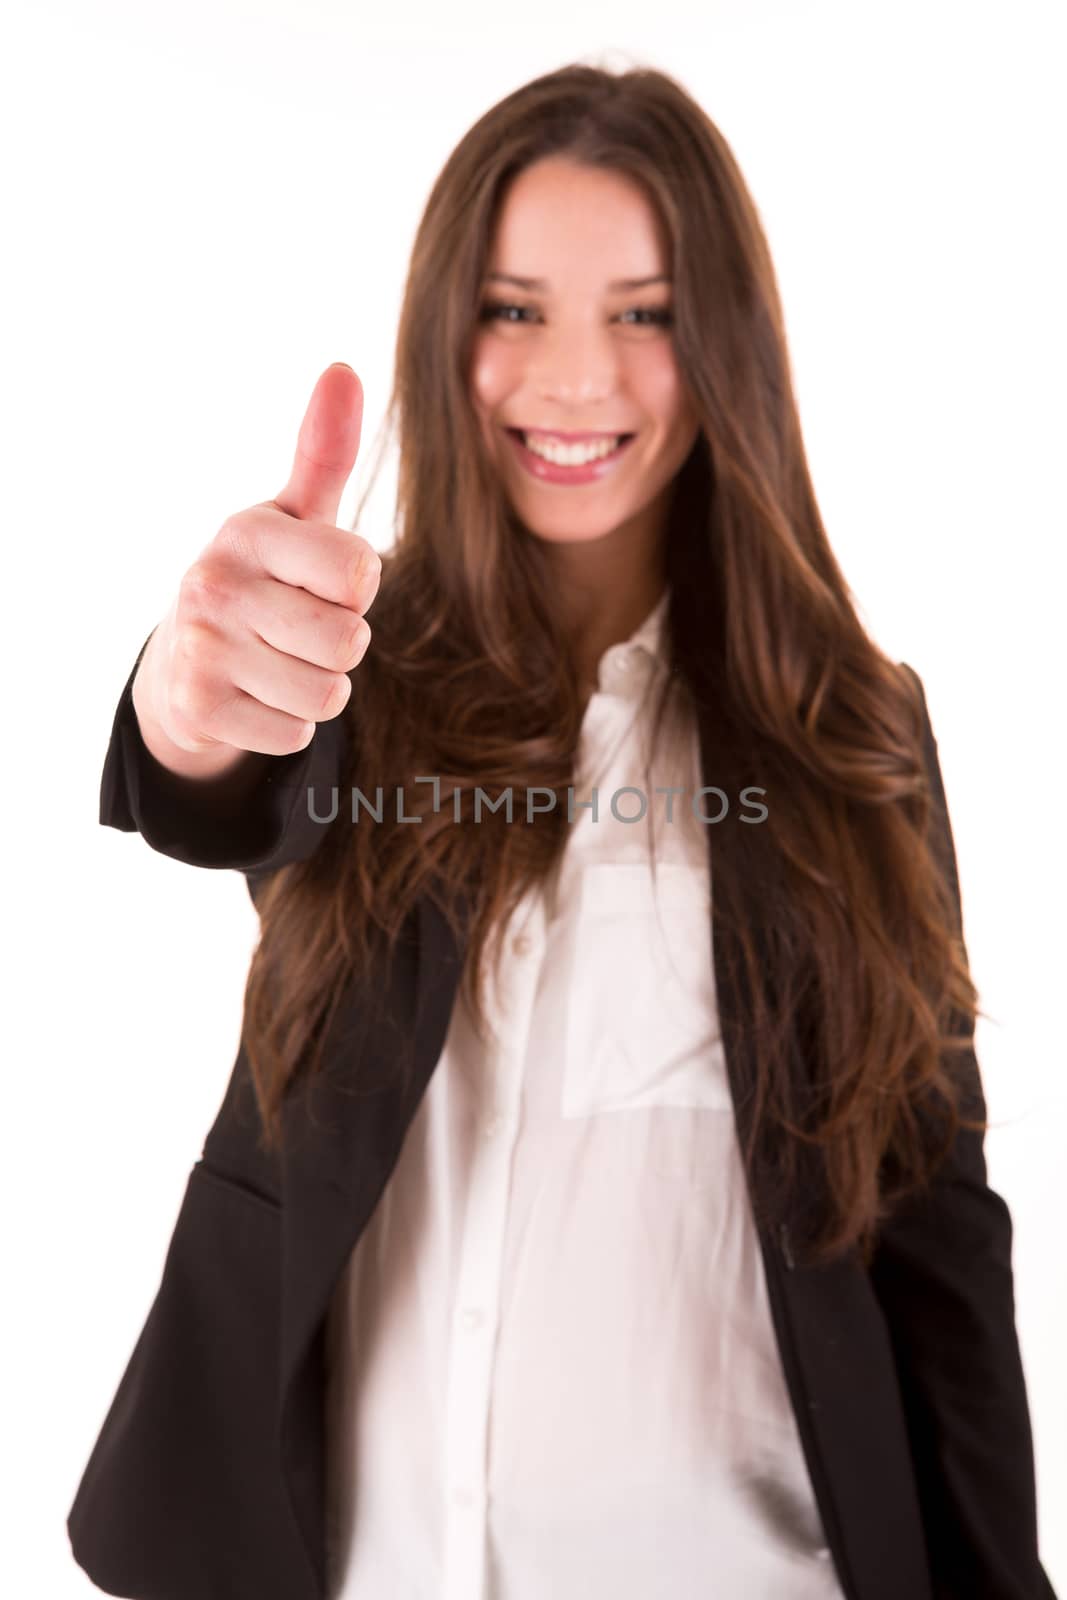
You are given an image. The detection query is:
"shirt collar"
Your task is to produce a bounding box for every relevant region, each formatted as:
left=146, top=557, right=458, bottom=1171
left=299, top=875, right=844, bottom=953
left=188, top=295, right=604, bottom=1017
left=629, top=586, right=669, bottom=663
left=593, top=586, right=670, bottom=698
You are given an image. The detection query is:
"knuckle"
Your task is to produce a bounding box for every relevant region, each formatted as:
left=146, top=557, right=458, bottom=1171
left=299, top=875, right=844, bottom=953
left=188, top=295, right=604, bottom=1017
left=217, top=511, right=255, bottom=562
left=168, top=625, right=225, bottom=725
left=285, top=719, right=317, bottom=755
left=317, top=671, right=352, bottom=720
left=333, top=611, right=367, bottom=669
left=169, top=618, right=210, bottom=681
left=167, top=679, right=209, bottom=739
left=179, top=560, right=230, bottom=617
left=347, top=542, right=381, bottom=605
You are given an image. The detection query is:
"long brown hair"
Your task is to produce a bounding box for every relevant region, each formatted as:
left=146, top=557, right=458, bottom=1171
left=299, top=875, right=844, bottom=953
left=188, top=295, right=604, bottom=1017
left=241, top=61, right=984, bottom=1268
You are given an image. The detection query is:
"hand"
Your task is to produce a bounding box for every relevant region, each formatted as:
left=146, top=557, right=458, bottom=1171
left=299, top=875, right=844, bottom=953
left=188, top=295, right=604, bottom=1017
left=134, top=362, right=379, bottom=761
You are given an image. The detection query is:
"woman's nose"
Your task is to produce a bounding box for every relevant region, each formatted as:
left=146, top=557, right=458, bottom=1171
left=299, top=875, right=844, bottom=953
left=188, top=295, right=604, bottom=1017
left=529, top=322, right=617, bottom=404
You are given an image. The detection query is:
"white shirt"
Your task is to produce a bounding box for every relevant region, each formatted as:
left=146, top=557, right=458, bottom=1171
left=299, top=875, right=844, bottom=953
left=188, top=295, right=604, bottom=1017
left=323, top=589, right=846, bottom=1599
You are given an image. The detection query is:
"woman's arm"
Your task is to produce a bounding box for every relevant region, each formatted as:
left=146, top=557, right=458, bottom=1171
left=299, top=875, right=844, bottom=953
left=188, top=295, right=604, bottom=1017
left=866, top=665, right=1056, bottom=1599
left=101, top=628, right=351, bottom=875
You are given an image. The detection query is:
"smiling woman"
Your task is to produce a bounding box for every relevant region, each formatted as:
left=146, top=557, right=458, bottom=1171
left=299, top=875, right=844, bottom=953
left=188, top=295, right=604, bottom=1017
left=69, top=58, right=1056, bottom=1600
left=469, top=159, right=699, bottom=649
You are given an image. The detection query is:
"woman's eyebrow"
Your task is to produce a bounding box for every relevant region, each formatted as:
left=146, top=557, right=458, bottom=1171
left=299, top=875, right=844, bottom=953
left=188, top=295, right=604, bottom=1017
left=484, top=272, right=673, bottom=291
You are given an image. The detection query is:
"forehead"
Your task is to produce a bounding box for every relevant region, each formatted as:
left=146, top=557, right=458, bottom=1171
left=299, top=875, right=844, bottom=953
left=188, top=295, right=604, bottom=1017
left=486, top=158, right=670, bottom=279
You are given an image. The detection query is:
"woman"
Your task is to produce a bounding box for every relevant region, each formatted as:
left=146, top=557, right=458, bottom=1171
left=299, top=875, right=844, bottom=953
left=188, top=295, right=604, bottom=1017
left=68, top=63, right=1055, bottom=1600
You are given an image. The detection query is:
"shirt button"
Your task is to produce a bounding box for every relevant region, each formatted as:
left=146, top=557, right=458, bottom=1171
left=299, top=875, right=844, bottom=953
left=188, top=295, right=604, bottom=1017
left=460, top=1307, right=484, bottom=1331
left=483, top=1115, right=504, bottom=1139
left=511, top=932, right=532, bottom=957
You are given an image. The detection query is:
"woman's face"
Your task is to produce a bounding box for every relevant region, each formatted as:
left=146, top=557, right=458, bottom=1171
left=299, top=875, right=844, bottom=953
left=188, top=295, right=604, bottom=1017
left=469, top=156, right=701, bottom=551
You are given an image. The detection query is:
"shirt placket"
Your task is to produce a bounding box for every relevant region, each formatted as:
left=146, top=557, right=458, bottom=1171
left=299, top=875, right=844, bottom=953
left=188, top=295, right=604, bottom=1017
left=440, top=890, right=548, bottom=1600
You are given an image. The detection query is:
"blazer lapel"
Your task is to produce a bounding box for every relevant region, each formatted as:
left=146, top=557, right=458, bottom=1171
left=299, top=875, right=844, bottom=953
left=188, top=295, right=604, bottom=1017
left=276, top=892, right=468, bottom=1591
left=693, top=706, right=933, bottom=1600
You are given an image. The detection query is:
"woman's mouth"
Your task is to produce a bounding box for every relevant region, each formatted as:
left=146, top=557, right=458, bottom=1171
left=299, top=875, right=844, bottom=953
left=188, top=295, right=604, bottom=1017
left=504, top=428, right=636, bottom=485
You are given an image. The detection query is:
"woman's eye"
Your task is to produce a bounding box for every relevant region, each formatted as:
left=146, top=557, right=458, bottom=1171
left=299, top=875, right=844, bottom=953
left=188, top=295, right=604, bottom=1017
left=479, top=301, right=533, bottom=324
left=478, top=301, right=673, bottom=328
left=621, top=308, right=674, bottom=327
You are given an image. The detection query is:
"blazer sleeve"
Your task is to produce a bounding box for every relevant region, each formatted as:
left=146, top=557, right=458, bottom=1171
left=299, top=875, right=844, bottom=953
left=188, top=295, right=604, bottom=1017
left=867, top=664, right=1057, bottom=1600
left=99, top=628, right=350, bottom=878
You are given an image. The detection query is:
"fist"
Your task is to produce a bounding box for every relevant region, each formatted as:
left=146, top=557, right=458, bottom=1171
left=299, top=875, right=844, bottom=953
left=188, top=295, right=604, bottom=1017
left=139, top=362, right=380, bottom=759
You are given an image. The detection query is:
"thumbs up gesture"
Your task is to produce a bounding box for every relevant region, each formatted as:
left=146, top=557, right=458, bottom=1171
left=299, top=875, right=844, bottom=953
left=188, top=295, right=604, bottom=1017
left=132, top=364, right=380, bottom=777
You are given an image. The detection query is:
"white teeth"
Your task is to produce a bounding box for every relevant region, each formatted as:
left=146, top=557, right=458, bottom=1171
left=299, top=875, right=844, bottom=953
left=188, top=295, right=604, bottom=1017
left=521, top=433, right=622, bottom=465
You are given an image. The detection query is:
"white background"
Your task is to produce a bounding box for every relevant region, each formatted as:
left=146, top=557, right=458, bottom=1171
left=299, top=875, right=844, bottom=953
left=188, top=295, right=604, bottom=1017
left=2, top=0, right=1064, bottom=1593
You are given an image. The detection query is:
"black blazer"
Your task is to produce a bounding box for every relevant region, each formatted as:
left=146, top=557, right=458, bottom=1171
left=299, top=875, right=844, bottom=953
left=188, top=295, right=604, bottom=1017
left=68, top=633, right=1056, bottom=1600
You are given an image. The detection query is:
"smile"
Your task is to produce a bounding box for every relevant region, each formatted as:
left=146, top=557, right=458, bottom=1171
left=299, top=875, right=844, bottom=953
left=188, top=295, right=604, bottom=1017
left=504, top=428, right=636, bottom=485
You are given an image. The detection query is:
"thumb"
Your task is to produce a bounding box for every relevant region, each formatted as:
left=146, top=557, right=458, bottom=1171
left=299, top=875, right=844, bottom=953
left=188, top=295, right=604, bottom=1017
left=273, top=362, right=364, bottom=525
